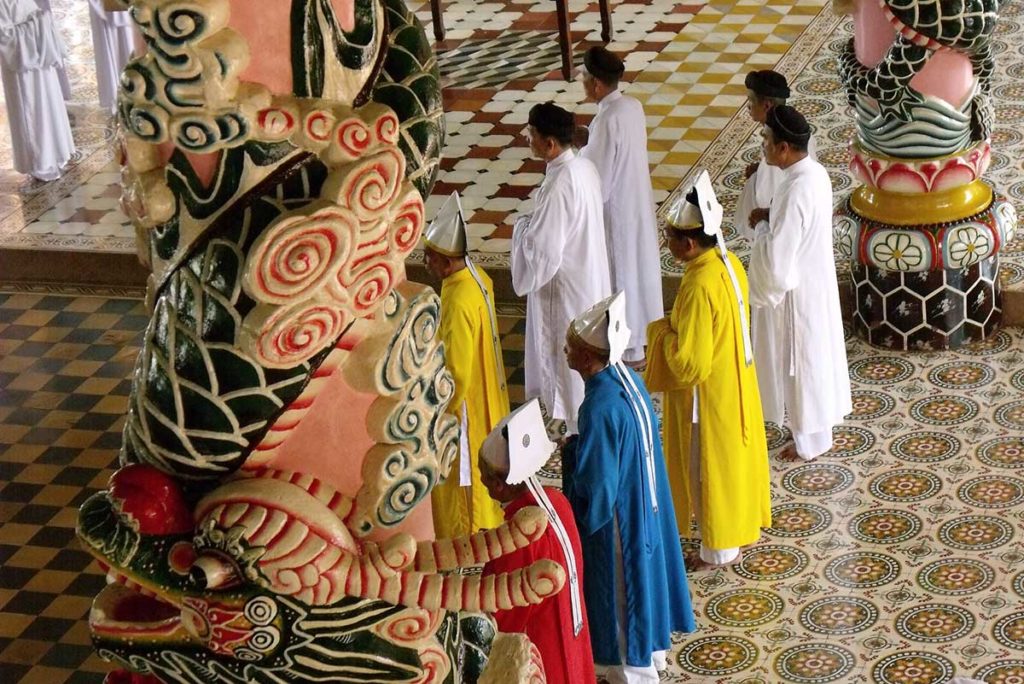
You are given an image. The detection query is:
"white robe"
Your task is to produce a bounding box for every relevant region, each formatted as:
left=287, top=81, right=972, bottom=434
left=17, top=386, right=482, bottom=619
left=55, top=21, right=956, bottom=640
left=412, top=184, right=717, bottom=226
left=580, top=90, right=663, bottom=362
left=87, top=0, right=133, bottom=112
left=32, top=0, right=69, bottom=99
left=735, top=134, right=817, bottom=240
left=0, top=0, right=75, bottom=181
left=747, top=155, right=851, bottom=440
left=512, top=149, right=611, bottom=433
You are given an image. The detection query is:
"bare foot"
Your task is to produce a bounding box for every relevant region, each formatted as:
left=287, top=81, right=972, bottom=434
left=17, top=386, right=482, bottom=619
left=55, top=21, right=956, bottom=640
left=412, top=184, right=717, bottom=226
left=778, top=444, right=802, bottom=462
left=685, top=550, right=742, bottom=572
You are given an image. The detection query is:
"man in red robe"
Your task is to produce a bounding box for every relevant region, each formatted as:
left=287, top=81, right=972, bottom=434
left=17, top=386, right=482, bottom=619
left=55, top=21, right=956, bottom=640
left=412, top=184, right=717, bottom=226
left=479, top=400, right=596, bottom=683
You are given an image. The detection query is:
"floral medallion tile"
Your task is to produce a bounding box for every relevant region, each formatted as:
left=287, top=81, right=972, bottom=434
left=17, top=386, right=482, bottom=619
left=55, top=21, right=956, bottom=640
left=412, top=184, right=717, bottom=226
left=774, top=643, right=856, bottom=683
left=800, top=596, right=879, bottom=636
left=917, top=559, right=996, bottom=597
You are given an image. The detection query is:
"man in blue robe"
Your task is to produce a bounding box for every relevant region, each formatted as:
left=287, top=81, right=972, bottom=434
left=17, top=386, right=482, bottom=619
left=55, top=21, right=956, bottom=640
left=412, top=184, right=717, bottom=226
left=561, top=292, right=696, bottom=683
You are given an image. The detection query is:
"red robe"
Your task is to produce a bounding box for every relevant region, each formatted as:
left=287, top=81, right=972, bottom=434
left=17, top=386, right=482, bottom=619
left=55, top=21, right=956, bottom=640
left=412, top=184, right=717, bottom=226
left=483, top=487, right=596, bottom=684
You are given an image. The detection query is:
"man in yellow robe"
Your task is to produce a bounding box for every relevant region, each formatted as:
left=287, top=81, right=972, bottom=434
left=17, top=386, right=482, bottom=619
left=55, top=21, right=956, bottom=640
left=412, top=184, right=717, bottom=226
left=423, top=192, right=507, bottom=537
left=645, top=171, right=771, bottom=569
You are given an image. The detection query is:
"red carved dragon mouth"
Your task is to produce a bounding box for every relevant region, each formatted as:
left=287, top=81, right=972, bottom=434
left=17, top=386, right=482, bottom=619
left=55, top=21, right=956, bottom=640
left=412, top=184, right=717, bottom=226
left=91, top=561, right=187, bottom=640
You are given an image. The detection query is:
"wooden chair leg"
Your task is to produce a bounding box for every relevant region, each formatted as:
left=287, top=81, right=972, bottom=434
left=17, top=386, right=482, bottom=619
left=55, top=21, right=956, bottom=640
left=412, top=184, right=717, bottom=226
left=599, top=0, right=613, bottom=43
left=431, top=0, right=445, bottom=41
left=555, top=0, right=573, bottom=80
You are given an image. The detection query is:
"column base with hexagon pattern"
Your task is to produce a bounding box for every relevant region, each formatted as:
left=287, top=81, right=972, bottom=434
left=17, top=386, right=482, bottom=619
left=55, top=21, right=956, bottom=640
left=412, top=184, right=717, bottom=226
left=834, top=0, right=1018, bottom=351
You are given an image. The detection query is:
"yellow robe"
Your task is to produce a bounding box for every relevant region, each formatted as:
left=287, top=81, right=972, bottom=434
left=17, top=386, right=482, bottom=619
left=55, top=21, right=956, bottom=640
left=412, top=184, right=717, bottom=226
left=645, top=248, right=771, bottom=550
left=432, top=266, right=507, bottom=538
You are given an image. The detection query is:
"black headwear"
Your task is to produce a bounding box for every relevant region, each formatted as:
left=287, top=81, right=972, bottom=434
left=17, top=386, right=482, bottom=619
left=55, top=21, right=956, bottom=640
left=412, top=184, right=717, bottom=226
left=745, top=70, right=790, bottom=100
left=528, top=102, right=575, bottom=146
left=584, top=47, right=625, bottom=84
left=765, top=105, right=810, bottom=148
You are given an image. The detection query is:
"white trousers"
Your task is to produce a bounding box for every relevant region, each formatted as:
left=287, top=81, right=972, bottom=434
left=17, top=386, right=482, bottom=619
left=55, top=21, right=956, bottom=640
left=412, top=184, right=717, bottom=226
left=793, top=428, right=832, bottom=460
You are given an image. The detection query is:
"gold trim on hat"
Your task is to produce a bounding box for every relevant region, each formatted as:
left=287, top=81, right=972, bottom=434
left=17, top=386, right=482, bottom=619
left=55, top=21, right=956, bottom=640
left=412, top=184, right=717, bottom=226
left=423, top=237, right=466, bottom=258
left=567, top=323, right=610, bottom=356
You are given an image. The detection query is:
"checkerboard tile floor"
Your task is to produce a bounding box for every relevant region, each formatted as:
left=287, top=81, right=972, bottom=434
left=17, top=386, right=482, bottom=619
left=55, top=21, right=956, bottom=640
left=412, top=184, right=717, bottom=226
left=4, top=285, right=1024, bottom=683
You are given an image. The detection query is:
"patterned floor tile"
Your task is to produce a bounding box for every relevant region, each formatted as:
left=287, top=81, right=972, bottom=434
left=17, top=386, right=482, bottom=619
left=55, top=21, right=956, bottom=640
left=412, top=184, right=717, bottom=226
left=2, top=283, right=1024, bottom=683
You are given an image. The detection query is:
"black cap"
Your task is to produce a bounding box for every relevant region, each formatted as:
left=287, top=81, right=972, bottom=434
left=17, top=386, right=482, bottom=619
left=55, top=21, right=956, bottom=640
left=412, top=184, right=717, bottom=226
left=745, top=70, right=790, bottom=100
left=584, top=47, right=625, bottom=84
left=765, top=105, right=810, bottom=147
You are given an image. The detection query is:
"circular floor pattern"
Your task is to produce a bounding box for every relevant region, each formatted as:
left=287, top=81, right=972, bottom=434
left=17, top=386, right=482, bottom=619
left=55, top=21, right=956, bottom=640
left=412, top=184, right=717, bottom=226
left=868, top=469, right=942, bottom=503
left=769, top=503, right=832, bottom=538
left=765, top=422, right=790, bottom=451
left=734, top=545, right=809, bottom=581
left=994, top=613, right=1024, bottom=650
left=938, top=515, right=1014, bottom=551
left=890, top=432, right=960, bottom=463
left=958, top=475, right=1024, bottom=509
left=895, top=603, right=975, bottom=643
left=909, top=395, right=980, bottom=426
left=1013, top=570, right=1024, bottom=599
left=1001, top=260, right=1024, bottom=286
left=824, top=552, right=900, bottom=589
left=926, top=360, right=996, bottom=389
left=848, top=389, right=895, bottom=420
left=795, top=77, right=842, bottom=97
left=848, top=509, right=922, bottom=545
left=959, top=330, right=1013, bottom=356
left=705, top=589, right=784, bottom=628
left=782, top=463, right=855, bottom=497
left=917, top=558, right=995, bottom=597
left=799, top=596, right=878, bottom=635
left=828, top=426, right=876, bottom=458
left=676, top=636, right=758, bottom=677
left=872, top=652, right=954, bottom=684
left=774, top=644, right=855, bottom=684
left=978, top=436, right=1024, bottom=469
left=996, top=400, right=1024, bottom=431
left=849, top=357, right=915, bottom=385
left=1012, top=368, right=1024, bottom=392
left=973, top=660, right=1024, bottom=683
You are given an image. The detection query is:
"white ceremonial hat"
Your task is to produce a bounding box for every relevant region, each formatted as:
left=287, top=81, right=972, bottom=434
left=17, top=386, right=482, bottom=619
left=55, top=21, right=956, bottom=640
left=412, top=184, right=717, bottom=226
left=568, top=291, right=630, bottom=365
left=664, top=169, right=723, bottom=238
left=480, top=399, right=555, bottom=485
left=423, top=192, right=467, bottom=257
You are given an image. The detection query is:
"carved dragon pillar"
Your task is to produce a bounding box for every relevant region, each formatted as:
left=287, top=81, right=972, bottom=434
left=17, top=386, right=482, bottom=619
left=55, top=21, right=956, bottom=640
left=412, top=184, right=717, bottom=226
left=75, top=0, right=560, bottom=681
left=834, top=0, right=1016, bottom=349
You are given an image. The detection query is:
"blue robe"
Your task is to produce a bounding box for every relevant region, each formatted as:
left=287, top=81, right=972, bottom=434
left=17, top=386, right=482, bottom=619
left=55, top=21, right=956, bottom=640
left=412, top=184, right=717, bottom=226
left=562, top=365, right=696, bottom=667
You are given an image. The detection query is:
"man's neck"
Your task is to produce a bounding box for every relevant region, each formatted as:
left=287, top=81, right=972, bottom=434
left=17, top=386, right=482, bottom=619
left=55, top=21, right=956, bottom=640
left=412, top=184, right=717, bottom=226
left=777, top=151, right=808, bottom=170
left=546, top=146, right=569, bottom=164
left=596, top=87, right=618, bottom=104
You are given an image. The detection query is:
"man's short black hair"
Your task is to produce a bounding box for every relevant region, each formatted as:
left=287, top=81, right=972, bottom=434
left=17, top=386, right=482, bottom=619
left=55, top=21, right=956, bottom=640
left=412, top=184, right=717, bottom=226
left=529, top=102, right=575, bottom=147
left=584, top=46, right=625, bottom=87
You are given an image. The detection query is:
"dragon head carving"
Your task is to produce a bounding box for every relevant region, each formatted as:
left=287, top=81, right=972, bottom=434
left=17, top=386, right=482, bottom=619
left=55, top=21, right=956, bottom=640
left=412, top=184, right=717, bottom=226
left=77, top=0, right=561, bottom=681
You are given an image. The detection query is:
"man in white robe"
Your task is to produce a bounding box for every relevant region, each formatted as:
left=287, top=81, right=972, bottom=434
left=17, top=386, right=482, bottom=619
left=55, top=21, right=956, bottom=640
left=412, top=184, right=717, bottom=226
left=735, top=71, right=819, bottom=442
left=0, top=0, right=75, bottom=181
left=88, top=0, right=135, bottom=112
left=577, top=47, right=663, bottom=369
left=747, top=105, right=851, bottom=461
left=734, top=70, right=817, bottom=239
left=512, top=102, right=611, bottom=435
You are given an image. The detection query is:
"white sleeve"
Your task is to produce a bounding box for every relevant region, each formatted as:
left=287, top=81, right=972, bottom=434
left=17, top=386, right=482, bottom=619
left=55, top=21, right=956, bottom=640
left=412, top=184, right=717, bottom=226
left=579, top=115, right=615, bottom=201
left=748, top=184, right=804, bottom=309
left=511, top=180, right=571, bottom=296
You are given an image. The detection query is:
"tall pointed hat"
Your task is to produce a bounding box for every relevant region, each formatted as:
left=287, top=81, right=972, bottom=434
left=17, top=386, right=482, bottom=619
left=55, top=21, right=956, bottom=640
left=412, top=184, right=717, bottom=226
left=480, top=399, right=584, bottom=635
left=568, top=291, right=630, bottom=365
left=664, top=169, right=723, bottom=238
left=423, top=192, right=468, bottom=257
left=665, top=169, right=753, bottom=365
